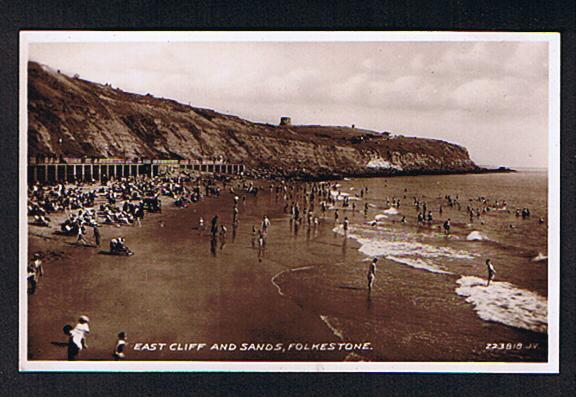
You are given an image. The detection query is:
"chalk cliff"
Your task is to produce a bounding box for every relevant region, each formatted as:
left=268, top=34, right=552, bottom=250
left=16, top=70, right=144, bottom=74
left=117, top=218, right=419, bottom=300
left=28, top=61, right=482, bottom=179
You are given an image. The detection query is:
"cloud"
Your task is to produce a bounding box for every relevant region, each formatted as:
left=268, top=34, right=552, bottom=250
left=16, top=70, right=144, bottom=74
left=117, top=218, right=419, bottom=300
left=28, top=40, right=550, bottom=167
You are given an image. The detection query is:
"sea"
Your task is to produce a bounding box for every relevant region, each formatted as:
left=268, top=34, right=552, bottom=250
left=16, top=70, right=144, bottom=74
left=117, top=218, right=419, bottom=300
left=272, top=170, right=548, bottom=362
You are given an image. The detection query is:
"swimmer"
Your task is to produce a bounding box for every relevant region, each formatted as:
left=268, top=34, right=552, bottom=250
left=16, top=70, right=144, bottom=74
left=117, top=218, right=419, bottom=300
left=367, top=258, right=377, bottom=293
left=486, top=259, right=496, bottom=287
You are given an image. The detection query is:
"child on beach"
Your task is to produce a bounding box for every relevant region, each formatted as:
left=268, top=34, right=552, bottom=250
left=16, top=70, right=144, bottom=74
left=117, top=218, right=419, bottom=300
left=113, top=332, right=127, bottom=360
left=76, top=224, right=89, bottom=245
left=198, top=217, right=204, bottom=234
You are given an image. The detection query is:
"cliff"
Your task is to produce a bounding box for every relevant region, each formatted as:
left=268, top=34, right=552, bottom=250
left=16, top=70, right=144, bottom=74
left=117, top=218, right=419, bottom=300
left=27, top=61, right=482, bottom=179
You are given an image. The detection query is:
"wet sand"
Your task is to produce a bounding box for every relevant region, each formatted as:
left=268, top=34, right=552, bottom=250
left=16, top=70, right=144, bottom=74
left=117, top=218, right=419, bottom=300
left=27, top=178, right=547, bottom=362
left=27, top=186, right=349, bottom=361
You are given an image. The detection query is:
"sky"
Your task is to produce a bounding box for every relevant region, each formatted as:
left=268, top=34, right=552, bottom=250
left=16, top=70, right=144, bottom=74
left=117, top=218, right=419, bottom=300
left=28, top=40, right=550, bottom=168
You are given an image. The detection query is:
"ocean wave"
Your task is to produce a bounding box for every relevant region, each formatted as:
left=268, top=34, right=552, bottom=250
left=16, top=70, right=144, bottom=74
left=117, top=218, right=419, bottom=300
left=330, top=190, right=360, bottom=201
left=455, top=276, right=547, bottom=333
left=334, top=225, right=476, bottom=262
left=386, top=256, right=453, bottom=275
left=354, top=235, right=476, bottom=261
left=466, top=231, right=489, bottom=241
left=382, top=207, right=399, bottom=215
left=531, top=252, right=548, bottom=262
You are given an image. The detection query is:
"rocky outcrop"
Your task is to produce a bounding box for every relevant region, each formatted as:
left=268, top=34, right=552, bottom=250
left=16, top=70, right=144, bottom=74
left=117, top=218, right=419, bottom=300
left=27, top=61, right=484, bottom=179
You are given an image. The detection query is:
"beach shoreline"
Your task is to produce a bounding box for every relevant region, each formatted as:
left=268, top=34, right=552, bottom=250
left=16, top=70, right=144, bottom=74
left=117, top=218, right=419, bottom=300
left=27, top=179, right=352, bottom=361
left=27, top=173, right=548, bottom=362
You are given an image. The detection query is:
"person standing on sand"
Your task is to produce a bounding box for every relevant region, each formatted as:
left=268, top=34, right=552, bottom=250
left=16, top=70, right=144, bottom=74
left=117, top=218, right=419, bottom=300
left=113, top=331, right=127, bottom=360
left=211, top=214, right=219, bottom=237
left=134, top=206, right=142, bottom=227
left=257, top=229, right=265, bottom=262
left=368, top=258, right=377, bottom=293
left=27, top=254, right=44, bottom=295
left=343, top=216, right=349, bottom=235
left=76, top=224, right=89, bottom=245
left=261, top=215, right=271, bottom=233
left=93, top=225, right=101, bottom=247
left=486, top=259, right=496, bottom=287
left=64, top=315, right=90, bottom=360
left=198, top=217, right=204, bottom=234
left=74, top=316, right=90, bottom=342
left=63, top=324, right=80, bottom=361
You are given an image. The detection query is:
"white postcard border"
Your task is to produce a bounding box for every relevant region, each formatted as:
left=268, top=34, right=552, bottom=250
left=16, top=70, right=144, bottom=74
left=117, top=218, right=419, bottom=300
left=19, top=30, right=561, bottom=373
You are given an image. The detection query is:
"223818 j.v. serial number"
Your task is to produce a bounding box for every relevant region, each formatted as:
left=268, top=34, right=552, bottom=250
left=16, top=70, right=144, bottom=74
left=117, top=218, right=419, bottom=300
left=485, top=342, right=540, bottom=351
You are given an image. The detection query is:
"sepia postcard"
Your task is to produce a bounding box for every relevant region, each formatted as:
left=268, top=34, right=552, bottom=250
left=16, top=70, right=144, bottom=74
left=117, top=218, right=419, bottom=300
left=19, top=31, right=560, bottom=373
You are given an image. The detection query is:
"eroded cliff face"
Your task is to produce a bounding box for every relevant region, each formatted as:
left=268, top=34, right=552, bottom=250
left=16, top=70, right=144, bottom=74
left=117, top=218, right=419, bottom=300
left=28, top=62, right=479, bottom=178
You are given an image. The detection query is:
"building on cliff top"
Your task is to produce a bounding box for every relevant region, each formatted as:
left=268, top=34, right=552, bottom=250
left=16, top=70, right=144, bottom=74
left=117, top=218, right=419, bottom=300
left=279, top=116, right=292, bottom=126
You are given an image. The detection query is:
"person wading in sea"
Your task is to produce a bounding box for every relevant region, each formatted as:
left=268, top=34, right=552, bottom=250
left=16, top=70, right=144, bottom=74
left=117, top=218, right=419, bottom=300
left=443, top=218, right=451, bottom=235
left=368, top=258, right=377, bottom=293
left=486, top=259, right=496, bottom=287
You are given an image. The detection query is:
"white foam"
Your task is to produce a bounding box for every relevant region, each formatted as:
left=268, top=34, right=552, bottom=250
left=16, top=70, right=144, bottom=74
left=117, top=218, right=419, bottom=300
left=271, top=266, right=316, bottom=297
left=374, top=214, right=388, bottom=221
left=387, top=256, right=453, bottom=275
left=330, top=190, right=360, bottom=201
left=333, top=224, right=477, bottom=276
left=466, top=231, right=489, bottom=241
left=531, top=252, right=548, bottom=262
left=291, top=266, right=315, bottom=272
left=383, top=207, right=399, bottom=215
left=455, top=276, right=547, bottom=333
left=354, top=235, right=476, bottom=261
left=270, top=271, right=286, bottom=297
left=320, top=315, right=345, bottom=340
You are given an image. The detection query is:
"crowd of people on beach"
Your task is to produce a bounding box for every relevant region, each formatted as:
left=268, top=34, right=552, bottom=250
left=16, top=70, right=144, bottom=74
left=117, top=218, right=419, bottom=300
left=28, top=170, right=239, bottom=360
left=28, top=167, right=543, bottom=361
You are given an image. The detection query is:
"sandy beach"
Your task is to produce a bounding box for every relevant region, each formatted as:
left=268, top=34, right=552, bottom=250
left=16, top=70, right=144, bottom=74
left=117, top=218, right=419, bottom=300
left=27, top=172, right=548, bottom=363
left=27, top=181, right=351, bottom=361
